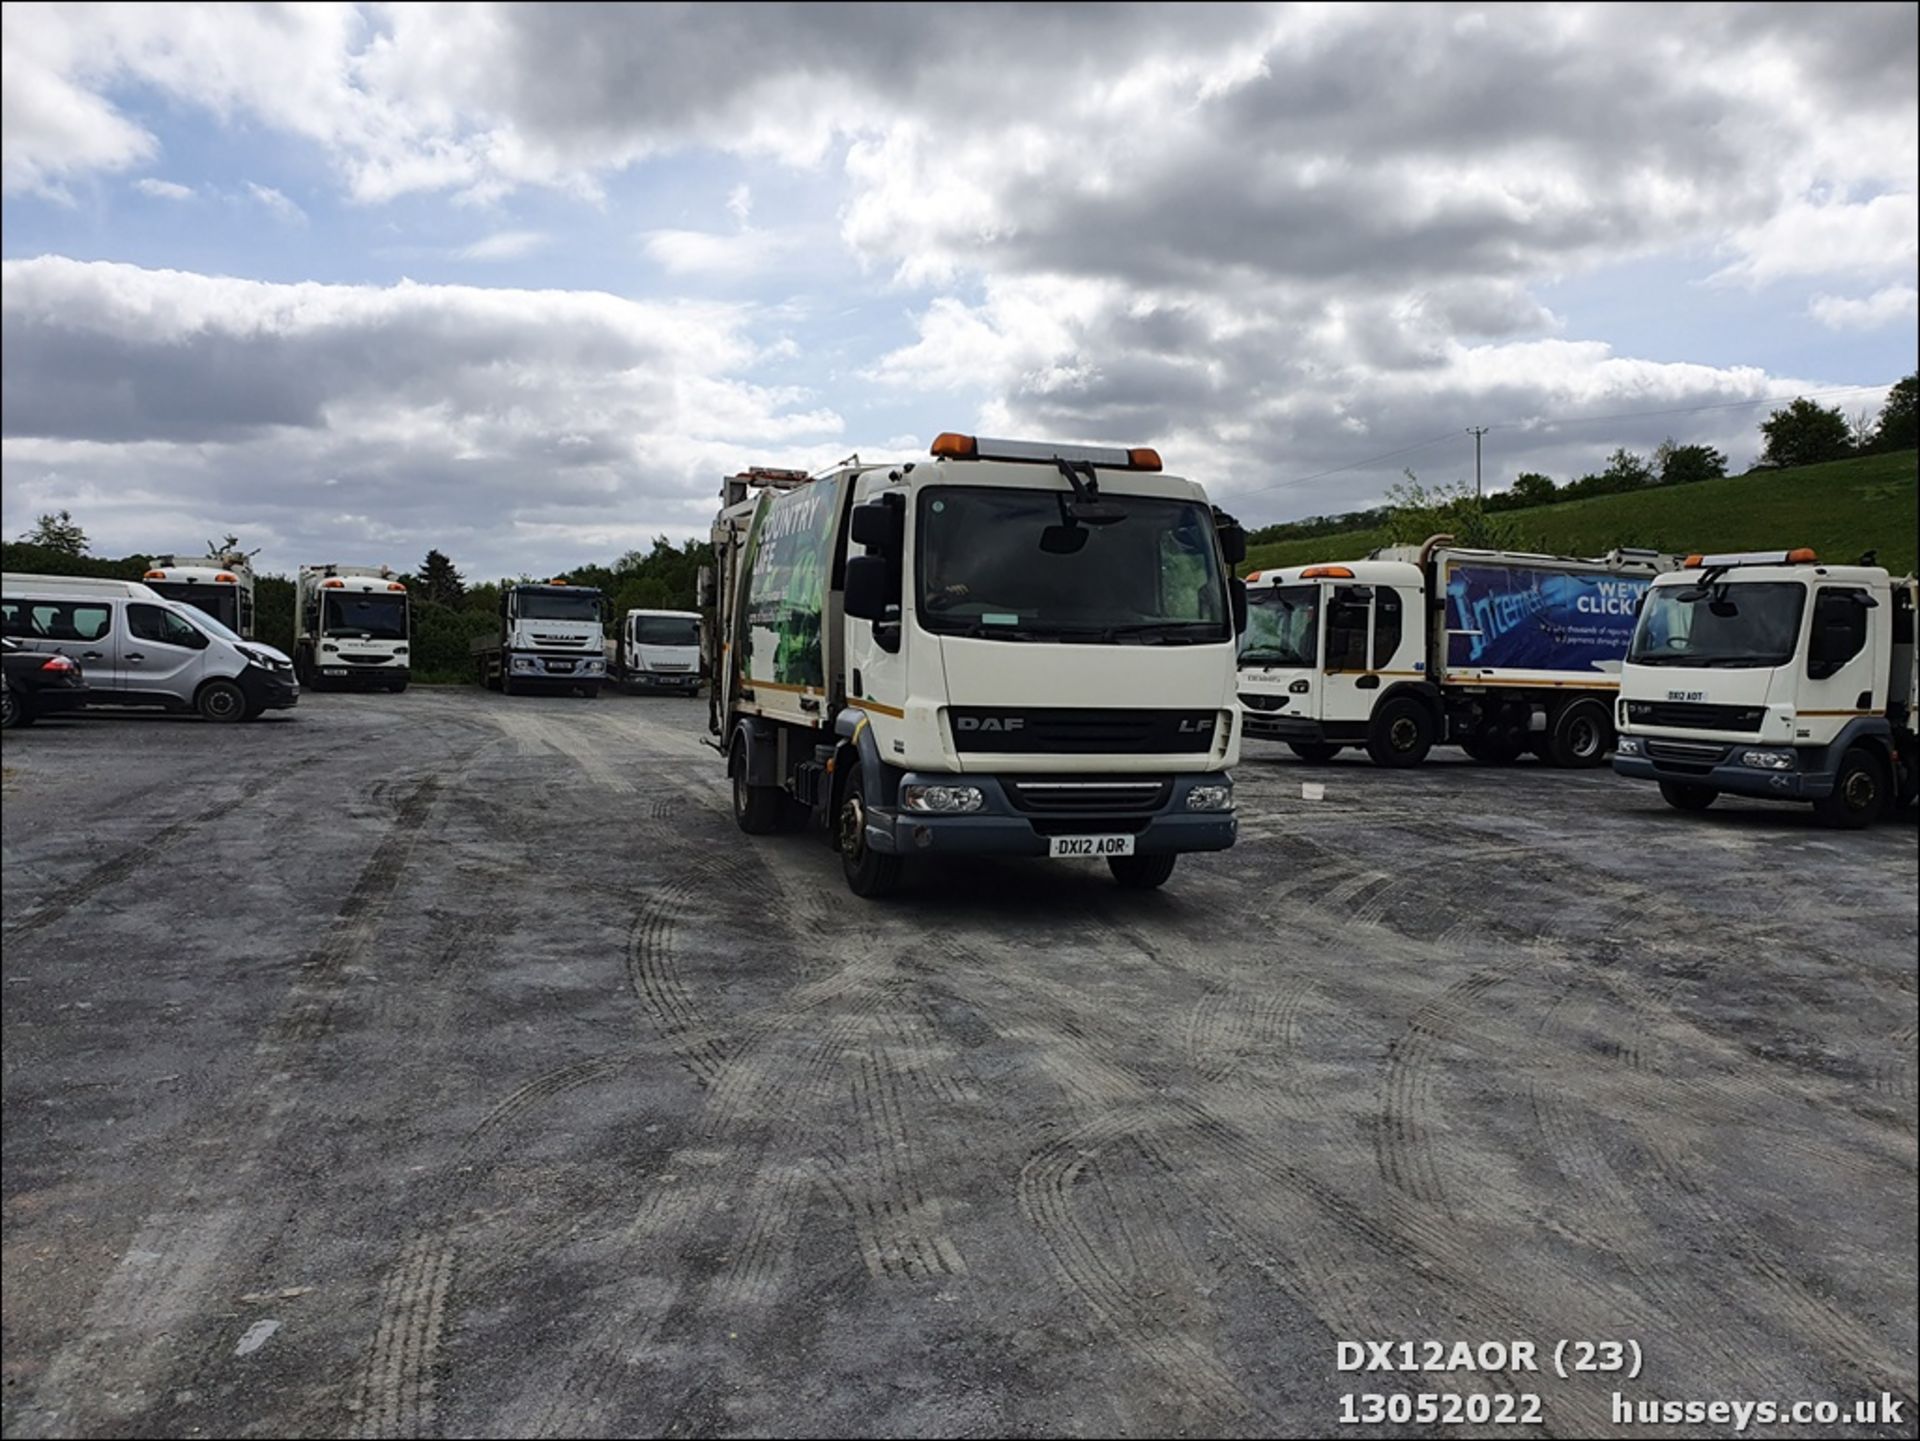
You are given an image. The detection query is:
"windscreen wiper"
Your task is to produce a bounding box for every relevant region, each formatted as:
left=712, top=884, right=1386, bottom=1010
left=1100, top=621, right=1227, bottom=644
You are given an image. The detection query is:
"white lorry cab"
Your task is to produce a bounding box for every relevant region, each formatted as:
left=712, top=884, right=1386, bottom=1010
left=1238, top=538, right=1674, bottom=768
left=143, top=554, right=257, bottom=638
left=609, top=609, right=703, bottom=694
left=471, top=581, right=608, bottom=695
left=296, top=565, right=411, bottom=690
left=1613, top=548, right=1919, bottom=827
left=711, top=435, right=1248, bottom=897
left=0, top=573, right=298, bottom=722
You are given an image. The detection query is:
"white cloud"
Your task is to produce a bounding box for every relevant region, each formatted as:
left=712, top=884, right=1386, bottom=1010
left=726, top=183, right=752, bottom=224
left=642, top=226, right=802, bottom=280
left=0, top=258, right=846, bottom=577
left=1808, top=284, right=1920, bottom=332
left=456, top=229, right=550, bottom=261
left=247, top=182, right=308, bottom=226
left=1713, top=192, right=1919, bottom=288
left=133, top=177, right=195, bottom=201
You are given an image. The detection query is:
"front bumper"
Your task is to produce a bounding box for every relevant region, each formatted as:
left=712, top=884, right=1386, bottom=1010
left=512, top=653, right=605, bottom=684
left=863, top=772, right=1238, bottom=858
left=1612, top=739, right=1830, bottom=800
left=241, top=667, right=300, bottom=712
left=318, top=663, right=410, bottom=685
left=630, top=671, right=701, bottom=690
left=1241, top=709, right=1324, bottom=741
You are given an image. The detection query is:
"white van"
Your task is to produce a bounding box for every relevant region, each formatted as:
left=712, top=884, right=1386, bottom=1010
left=0, top=573, right=299, bottom=722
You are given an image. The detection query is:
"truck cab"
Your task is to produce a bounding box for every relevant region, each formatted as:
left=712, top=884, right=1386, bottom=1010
left=474, top=582, right=608, bottom=694
left=612, top=608, right=702, bottom=694
left=144, top=556, right=256, bottom=639
left=1613, top=548, right=1919, bottom=826
left=1238, top=561, right=1427, bottom=763
left=297, top=565, right=412, bottom=690
left=714, top=434, right=1248, bottom=896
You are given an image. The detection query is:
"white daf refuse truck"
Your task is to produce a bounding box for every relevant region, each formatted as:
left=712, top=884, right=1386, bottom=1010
left=295, top=565, right=412, bottom=690
left=608, top=608, right=703, bottom=694
left=1613, top=547, right=1918, bottom=827
left=1237, top=537, right=1674, bottom=767
left=709, top=435, right=1248, bottom=897
left=144, top=552, right=258, bottom=638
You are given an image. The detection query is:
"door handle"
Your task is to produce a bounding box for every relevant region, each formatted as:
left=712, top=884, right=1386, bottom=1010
left=82, top=650, right=105, bottom=660
left=125, top=651, right=146, bottom=662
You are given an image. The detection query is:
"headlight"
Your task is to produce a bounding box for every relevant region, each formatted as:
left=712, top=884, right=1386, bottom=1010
left=321, top=642, right=338, bottom=653
left=1289, top=679, right=1310, bottom=694
left=1186, top=784, right=1234, bottom=812
left=584, top=660, right=604, bottom=672
left=512, top=656, right=538, bottom=672
left=1616, top=736, right=1643, bottom=756
left=1740, top=749, right=1795, bottom=771
left=900, top=784, right=984, bottom=814
left=394, top=645, right=408, bottom=656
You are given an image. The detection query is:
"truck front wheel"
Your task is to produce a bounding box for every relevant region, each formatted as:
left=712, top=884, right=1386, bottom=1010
left=837, top=764, right=902, bottom=898
left=730, top=737, right=783, bottom=835
left=1366, top=697, right=1434, bottom=768
left=1658, top=780, right=1718, bottom=812
left=1545, top=697, right=1613, bottom=769
left=1109, top=852, right=1177, bottom=890
left=1812, top=747, right=1888, bottom=829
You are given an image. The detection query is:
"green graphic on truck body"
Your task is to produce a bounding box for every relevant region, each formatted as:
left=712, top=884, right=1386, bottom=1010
left=740, top=475, right=843, bottom=689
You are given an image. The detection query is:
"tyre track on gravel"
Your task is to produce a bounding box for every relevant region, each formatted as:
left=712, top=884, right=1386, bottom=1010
left=12, top=765, right=460, bottom=1440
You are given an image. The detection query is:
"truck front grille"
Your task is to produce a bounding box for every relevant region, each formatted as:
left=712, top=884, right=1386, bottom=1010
left=1645, top=739, right=1729, bottom=773
left=949, top=708, right=1218, bottom=754
left=1005, top=778, right=1173, bottom=813
left=1238, top=692, right=1288, bottom=712
left=1628, top=701, right=1765, bottom=731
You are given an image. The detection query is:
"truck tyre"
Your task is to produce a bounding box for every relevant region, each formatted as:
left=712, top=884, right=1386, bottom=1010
left=1460, top=732, right=1523, bottom=765
left=197, top=679, right=248, bottom=723
left=501, top=670, right=518, bottom=696
left=1288, top=742, right=1343, bottom=763
left=1812, top=747, right=1888, bottom=829
left=838, top=764, right=903, bottom=898
left=1658, top=780, right=1717, bottom=812
left=1109, top=852, right=1177, bottom=890
left=388, top=677, right=409, bottom=694
left=1366, top=696, right=1434, bottom=767
left=1545, top=697, right=1613, bottom=769
left=730, top=737, right=783, bottom=835
left=1, top=685, right=32, bottom=729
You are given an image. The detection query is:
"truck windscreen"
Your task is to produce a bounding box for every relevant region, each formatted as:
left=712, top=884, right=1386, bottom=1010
left=635, top=616, right=699, bottom=646
left=520, top=593, right=601, bottom=622
left=1240, top=585, right=1318, bottom=667
left=1629, top=581, right=1805, bottom=667
left=916, top=488, right=1229, bottom=642
left=323, top=593, right=409, bottom=639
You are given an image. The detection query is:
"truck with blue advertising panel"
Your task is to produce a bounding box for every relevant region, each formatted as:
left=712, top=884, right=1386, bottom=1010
left=1238, top=535, right=1675, bottom=767
left=1613, top=548, right=1918, bottom=826
left=470, top=580, right=608, bottom=695
left=709, top=438, right=1249, bottom=897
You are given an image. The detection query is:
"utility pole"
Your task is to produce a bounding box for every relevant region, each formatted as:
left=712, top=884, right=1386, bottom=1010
left=1466, top=426, right=1489, bottom=499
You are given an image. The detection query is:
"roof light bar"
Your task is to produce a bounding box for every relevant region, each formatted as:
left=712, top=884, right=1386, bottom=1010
left=1301, top=565, right=1356, bottom=579
left=1688, top=548, right=1818, bottom=568
left=930, top=433, right=1162, bottom=471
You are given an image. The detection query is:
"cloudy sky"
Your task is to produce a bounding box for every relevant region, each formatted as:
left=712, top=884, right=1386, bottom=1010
left=3, top=2, right=1915, bottom=580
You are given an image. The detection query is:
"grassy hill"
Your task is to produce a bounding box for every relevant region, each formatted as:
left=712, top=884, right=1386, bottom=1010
left=1243, top=449, right=1918, bottom=576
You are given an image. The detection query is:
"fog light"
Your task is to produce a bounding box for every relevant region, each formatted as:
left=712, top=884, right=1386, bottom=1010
left=1740, top=749, right=1794, bottom=771
left=1186, top=784, right=1234, bottom=812
left=900, top=784, right=984, bottom=814
left=1616, top=735, right=1644, bottom=756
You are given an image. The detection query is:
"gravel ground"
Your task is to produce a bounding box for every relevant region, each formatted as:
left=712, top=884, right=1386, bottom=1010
left=2, top=689, right=1915, bottom=1439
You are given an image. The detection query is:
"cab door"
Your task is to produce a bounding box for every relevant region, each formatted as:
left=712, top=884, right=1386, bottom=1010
left=122, top=602, right=210, bottom=704
left=1318, top=583, right=1379, bottom=728
left=1798, top=582, right=1883, bottom=739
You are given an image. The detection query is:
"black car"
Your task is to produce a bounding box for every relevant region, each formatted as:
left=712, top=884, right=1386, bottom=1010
left=1, top=636, right=90, bottom=728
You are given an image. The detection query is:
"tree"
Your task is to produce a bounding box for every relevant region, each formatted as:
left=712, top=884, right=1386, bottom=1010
left=1383, top=472, right=1523, bottom=551
left=1654, top=441, right=1727, bottom=487
left=1760, top=397, right=1853, bottom=469
left=1508, top=472, right=1557, bottom=507
left=19, top=510, right=88, bottom=556
left=417, top=548, right=466, bottom=608
left=1865, top=372, right=1918, bottom=454
left=1600, top=447, right=1655, bottom=491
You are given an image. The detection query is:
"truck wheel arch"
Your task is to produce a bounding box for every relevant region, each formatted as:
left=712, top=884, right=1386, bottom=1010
left=1378, top=679, right=1443, bottom=725
left=731, top=716, right=783, bottom=787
